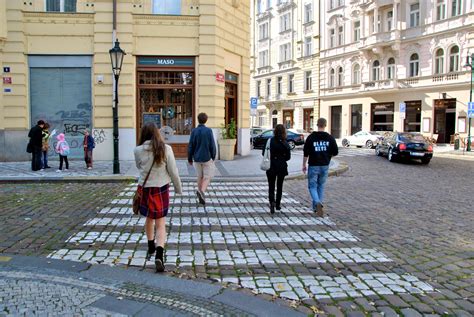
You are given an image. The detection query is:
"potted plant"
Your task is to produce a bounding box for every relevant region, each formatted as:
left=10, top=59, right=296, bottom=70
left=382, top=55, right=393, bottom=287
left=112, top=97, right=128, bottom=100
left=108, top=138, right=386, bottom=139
left=218, top=118, right=237, bottom=160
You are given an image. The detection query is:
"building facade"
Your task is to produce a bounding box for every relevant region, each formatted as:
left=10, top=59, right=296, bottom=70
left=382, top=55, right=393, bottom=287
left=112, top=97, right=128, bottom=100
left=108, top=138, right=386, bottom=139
left=0, top=0, right=251, bottom=161
left=250, top=0, right=320, bottom=132
left=320, top=0, right=473, bottom=144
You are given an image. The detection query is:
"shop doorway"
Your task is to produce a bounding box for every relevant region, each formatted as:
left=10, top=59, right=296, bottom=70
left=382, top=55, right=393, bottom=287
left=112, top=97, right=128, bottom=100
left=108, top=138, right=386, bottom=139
left=350, top=104, right=362, bottom=135
left=434, top=99, right=456, bottom=143
left=331, top=106, right=342, bottom=138
left=282, top=110, right=294, bottom=129
left=303, top=108, right=314, bottom=132
left=371, top=102, right=394, bottom=131
left=272, top=110, right=278, bottom=128
left=225, top=71, right=238, bottom=153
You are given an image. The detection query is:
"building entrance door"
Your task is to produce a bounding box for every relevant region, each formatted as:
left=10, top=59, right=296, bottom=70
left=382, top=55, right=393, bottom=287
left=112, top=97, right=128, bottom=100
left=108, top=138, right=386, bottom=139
left=225, top=72, right=238, bottom=153
left=350, top=104, right=362, bottom=135
left=331, top=106, right=342, bottom=139
left=303, top=108, right=314, bottom=132
left=434, top=99, right=456, bottom=143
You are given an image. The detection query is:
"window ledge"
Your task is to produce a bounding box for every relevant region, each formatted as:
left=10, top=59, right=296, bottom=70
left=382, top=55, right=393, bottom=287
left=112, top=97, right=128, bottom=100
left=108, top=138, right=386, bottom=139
left=287, top=92, right=297, bottom=96
left=303, top=20, right=315, bottom=26
left=304, top=90, right=314, bottom=94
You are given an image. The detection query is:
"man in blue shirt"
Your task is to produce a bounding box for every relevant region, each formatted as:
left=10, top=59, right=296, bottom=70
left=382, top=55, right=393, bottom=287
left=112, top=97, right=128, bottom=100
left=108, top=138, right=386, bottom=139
left=188, top=113, right=216, bottom=205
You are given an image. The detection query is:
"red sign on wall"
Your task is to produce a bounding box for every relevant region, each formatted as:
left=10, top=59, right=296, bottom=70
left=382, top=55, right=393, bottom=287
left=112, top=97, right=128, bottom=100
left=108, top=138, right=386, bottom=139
left=216, top=72, right=225, bottom=83
left=3, top=77, right=12, bottom=84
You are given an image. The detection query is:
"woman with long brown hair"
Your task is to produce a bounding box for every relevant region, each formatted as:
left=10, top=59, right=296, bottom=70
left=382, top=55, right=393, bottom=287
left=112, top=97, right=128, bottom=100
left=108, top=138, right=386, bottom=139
left=262, top=124, right=291, bottom=214
left=134, top=122, right=182, bottom=272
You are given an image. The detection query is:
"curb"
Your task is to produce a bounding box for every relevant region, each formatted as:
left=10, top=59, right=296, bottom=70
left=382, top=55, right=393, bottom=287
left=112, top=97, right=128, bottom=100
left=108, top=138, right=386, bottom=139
left=0, top=254, right=305, bottom=317
left=0, top=161, right=349, bottom=183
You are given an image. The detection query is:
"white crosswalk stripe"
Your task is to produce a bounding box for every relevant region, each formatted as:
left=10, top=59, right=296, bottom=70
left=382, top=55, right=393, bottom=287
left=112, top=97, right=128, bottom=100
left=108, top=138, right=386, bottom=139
left=48, top=180, right=435, bottom=301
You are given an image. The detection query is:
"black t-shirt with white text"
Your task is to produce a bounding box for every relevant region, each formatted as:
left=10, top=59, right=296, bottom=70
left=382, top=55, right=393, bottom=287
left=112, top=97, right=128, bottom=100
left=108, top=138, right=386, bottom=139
left=303, top=131, right=338, bottom=166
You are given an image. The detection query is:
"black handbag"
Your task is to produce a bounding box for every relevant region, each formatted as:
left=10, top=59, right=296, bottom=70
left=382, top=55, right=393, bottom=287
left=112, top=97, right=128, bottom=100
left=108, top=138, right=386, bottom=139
left=26, top=142, right=33, bottom=153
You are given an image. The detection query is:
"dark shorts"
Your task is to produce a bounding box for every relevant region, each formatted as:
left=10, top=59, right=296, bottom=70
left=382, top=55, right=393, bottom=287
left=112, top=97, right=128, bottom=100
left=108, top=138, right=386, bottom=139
left=137, top=184, right=170, bottom=219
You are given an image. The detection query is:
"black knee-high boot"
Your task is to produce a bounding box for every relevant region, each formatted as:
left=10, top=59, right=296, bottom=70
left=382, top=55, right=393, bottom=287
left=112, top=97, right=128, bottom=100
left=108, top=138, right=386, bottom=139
left=146, top=240, right=155, bottom=260
left=155, top=246, right=165, bottom=272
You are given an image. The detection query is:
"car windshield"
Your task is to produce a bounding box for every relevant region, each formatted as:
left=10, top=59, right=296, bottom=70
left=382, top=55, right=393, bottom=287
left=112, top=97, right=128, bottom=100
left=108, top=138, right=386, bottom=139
left=399, top=133, right=425, bottom=142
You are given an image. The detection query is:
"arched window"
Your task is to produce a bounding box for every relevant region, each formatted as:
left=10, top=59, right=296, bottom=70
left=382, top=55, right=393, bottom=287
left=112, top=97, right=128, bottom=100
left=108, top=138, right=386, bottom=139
left=337, top=67, right=344, bottom=86
left=387, top=58, right=395, bottom=79
left=434, top=48, right=444, bottom=74
left=372, top=60, right=380, bottom=81
left=329, top=68, right=335, bottom=88
left=409, top=53, right=419, bottom=77
left=352, top=64, right=360, bottom=85
left=449, top=46, right=459, bottom=72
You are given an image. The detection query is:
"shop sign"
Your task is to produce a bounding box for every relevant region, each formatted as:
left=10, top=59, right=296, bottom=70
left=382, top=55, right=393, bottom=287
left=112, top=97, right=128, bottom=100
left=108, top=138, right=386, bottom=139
left=4, top=88, right=11, bottom=93
left=138, top=57, right=194, bottom=67
left=143, top=112, right=162, bottom=128
left=3, top=77, right=12, bottom=84
left=225, top=71, right=238, bottom=82
left=216, top=72, right=225, bottom=82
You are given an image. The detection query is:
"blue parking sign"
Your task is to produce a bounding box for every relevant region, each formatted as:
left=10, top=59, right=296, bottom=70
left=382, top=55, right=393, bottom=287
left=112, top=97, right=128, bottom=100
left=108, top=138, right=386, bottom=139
left=250, top=97, right=258, bottom=109
left=469, top=102, right=474, bottom=118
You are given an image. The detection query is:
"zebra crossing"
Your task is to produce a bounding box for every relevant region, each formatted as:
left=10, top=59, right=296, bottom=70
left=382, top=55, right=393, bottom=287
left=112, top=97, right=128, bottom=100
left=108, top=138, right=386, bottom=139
left=48, top=180, right=434, bottom=302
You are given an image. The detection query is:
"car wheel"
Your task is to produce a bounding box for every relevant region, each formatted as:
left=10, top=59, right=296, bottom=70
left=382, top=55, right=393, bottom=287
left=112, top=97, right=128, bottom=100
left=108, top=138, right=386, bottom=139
left=365, top=140, right=374, bottom=148
left=288, top=140, right=296, bottom=150
left=375, top=145, right=383, bottom=156
left=342, top=139, right=350, bottom=147
left=388, top=148, right=397, bottom=162
left=421, top=157, right=431, bottom=165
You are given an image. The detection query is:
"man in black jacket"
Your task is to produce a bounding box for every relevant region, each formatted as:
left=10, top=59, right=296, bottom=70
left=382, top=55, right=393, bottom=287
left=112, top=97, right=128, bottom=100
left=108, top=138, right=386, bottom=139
left=28, top=120, right=45, bottom=171
left=302, top=118, right=338, bottom=217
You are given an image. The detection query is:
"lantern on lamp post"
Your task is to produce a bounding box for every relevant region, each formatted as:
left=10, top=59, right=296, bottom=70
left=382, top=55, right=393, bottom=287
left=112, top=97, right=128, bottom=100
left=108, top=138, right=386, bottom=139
left=109, top=39, right=126, bottom=174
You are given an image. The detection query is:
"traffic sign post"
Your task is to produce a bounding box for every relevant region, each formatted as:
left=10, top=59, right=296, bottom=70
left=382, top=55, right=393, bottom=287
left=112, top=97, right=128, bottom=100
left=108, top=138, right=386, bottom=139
left=468, top=102, right=474, bottom=118
left=250, top=97, right=258, bottom=109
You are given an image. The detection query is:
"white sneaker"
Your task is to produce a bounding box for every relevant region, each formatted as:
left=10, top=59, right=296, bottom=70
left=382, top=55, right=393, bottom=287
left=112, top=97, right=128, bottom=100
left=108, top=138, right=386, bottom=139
left=64, top=169, right=69, bottom=171
left=40, top=169, right=44, bottom=171
left=87, top=167, right=92, bottom=170
left=56, top=169, right=62, bottom=173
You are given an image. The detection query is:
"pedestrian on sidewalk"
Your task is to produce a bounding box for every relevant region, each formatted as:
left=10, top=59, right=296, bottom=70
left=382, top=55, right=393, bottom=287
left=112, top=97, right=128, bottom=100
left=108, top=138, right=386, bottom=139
left=27, top=120, right=45, bottom=171
left=262, top=124, right=291, bottom=214
left=134, top=122, right=182, bottom=273
left=302, top=118, right=338, bottom=217
left=41, top=122, right=52, bottom=169
left=55, top=133, right=70, bottom=172
left=83, top=129, right=95, bottom=170
left=187, top=112, right=216, bottom=205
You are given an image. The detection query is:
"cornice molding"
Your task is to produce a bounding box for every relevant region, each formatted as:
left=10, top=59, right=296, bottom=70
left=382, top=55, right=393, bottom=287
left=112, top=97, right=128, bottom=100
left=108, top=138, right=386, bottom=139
left=133, top=14, right=199, bottom=22
left=23, top=11, right=94, bottom=19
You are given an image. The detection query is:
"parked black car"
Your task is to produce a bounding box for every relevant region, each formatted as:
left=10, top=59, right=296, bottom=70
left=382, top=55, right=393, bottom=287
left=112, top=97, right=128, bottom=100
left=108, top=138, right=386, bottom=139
left=375, top=132, right=433, bottom=164
left=252, top=129, right=305, bottom=150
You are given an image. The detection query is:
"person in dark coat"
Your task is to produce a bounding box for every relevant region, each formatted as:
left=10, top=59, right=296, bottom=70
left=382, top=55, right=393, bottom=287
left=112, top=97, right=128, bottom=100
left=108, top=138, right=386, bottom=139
left=262, top=124, right=291, bottom=214
left=28, top=120, right=45, bottom=171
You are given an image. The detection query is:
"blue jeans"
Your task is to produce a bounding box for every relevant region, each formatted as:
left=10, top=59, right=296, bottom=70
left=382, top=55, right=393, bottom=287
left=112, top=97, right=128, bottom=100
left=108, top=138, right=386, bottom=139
left=41, top=151, right=48, bottom=168
left=307, top=165, right=329, bottom=209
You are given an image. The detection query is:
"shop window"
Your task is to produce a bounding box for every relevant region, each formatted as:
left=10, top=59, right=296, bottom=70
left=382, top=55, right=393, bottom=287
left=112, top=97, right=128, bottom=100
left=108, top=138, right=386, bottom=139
left=138, top=71, right=194, bottom=135
left=404, top=101, right=422, bottom=132
left=283, top=110, right=293, bottom=129
left=153, top=0, right=181, bottom=15
left=46, top=0, right=76, bottom=12
left=371, top=102, right=394, bottom=131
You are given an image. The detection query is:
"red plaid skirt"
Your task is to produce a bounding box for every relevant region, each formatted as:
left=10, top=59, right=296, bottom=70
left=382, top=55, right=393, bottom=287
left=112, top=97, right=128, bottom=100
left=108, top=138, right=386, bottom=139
left=137, top=184, right=170, bottom=219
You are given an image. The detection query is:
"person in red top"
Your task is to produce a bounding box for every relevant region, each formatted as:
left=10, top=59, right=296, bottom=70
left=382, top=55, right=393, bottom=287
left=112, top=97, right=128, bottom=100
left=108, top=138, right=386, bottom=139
left=302, top=118, right=338, bottom=217
left=83, top=129, right=95, bottom=170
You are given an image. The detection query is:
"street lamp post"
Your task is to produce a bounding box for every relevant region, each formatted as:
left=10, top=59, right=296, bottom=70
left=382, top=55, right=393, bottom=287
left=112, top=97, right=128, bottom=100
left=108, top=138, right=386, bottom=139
left=109, top=39, right=126, bottom=174
left=464, top=53, right=473, bottom=152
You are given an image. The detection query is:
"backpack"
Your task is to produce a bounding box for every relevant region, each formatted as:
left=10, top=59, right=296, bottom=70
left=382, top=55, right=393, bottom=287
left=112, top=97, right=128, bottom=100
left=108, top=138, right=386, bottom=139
left=59, top=141, right=70, bottom=156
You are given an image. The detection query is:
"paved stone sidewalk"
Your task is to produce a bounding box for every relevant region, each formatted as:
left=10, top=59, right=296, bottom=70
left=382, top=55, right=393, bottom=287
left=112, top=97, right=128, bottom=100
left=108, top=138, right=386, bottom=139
left=0, top=148, right=344, bottom=181
left=0, top=254, right=303, bottom=316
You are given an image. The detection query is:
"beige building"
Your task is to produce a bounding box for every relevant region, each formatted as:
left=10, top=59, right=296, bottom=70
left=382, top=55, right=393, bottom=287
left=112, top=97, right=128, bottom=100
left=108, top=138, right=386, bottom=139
left=250, top=0, right=320, bottom=132
left=319, top=0, right=473, bottom=144
left=0, top=0, right=251, bottom=161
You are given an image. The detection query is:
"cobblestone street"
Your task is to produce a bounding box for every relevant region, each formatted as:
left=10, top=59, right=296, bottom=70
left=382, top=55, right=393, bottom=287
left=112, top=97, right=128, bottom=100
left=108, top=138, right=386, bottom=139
left=1, top=152, right=473, bottom=316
